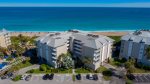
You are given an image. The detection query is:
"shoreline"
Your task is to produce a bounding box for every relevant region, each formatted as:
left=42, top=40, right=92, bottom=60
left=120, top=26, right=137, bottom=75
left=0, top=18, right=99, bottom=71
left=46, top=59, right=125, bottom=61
left=10, top=31, right=129, bottom=37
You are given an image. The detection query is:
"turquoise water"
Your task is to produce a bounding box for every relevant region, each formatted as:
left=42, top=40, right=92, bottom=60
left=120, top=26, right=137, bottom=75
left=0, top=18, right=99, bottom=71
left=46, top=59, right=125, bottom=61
left=0, top=7, right=150, bottom=31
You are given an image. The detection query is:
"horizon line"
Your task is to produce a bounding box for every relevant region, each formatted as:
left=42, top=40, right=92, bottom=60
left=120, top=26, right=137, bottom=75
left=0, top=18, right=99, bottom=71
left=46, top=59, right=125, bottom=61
left=0, top=2, right=150, bottom=8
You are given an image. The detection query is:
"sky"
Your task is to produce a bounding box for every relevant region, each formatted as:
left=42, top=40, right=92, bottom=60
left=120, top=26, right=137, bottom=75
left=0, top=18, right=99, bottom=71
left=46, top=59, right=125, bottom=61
left=0, top=0, right=150, bottom=7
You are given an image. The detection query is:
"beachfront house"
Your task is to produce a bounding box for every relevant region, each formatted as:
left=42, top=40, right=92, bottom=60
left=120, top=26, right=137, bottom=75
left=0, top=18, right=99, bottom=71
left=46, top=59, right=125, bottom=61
left=120, top=30, right=150, bottom=66
left=36, top=30, right=114, bottom=70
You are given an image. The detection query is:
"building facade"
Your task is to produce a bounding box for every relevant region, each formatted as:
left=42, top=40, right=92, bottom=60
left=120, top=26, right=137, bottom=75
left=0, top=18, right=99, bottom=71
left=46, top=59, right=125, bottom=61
left=0, top=29, right=11, bottom=48
left=36, top=30, right=114, bottom=70
left=120, top=30, right=150, bottom=66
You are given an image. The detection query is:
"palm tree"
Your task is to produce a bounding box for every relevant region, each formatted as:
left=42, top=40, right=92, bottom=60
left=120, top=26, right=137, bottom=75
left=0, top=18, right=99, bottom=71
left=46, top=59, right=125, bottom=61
left=57, top=54, right=65, bottom=68
left=145, top=46, right=150, bottom=59
left=82, top=56, right=93, bottom=65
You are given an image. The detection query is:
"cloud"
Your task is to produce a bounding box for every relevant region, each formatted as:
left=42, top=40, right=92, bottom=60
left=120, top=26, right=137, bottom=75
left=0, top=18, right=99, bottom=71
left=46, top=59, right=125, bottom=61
left=0, top=2, right=150, bottom=7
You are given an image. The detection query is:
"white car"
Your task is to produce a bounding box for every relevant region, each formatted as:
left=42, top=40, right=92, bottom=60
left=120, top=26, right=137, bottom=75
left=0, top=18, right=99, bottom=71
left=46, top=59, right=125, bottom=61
left=86, top=74, right=93, bottom=80
left=89, top=74, right=93, bottom=80
left=21, top=74, right=27, bottom=80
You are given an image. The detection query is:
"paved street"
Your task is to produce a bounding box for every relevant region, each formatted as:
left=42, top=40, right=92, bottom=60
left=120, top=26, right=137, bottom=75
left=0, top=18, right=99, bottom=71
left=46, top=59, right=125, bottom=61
left=0, top=74, right=112, bottom=84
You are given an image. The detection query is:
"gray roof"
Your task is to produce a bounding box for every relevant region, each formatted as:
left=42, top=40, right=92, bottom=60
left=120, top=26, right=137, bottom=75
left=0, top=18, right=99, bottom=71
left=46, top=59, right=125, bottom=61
left=36, top=32, right=71, bottom=48
left=121, top=31, right=150, bottom=45
left=36, top=31, right=114, bottom=49
left=72, top=33, right=114, bottom=49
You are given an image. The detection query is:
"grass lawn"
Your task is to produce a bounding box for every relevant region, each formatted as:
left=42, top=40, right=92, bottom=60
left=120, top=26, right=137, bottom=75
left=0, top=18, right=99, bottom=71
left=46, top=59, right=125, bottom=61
left=103, top=75, right=111, bottom=81
left=109, top=58, right=122, bottom=67
left=75, top=66, right=108, bottom=73
left=75, top=68, right=94, bottom=73
left=133, top=67, right=150, bottom=73
left=27, top=68, right=72, bottom=74
left=108, top=36, right=121, bottom=43
left=95, top=66, right=108, bottom=73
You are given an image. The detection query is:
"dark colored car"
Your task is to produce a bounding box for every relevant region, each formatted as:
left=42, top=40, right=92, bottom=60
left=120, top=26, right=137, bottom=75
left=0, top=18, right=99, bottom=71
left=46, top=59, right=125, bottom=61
left=49, top=73, right=54, bottom=80
left=7, top=73, right=13, bottom=77
left=93, top=74, right=98, bottom=80
left=43, top=74, right=49, bottom=80
left=76, top=74, right=81, bottom=80
left=25, top=75, right=32, bottom=81
left=127, top=74, right=135, bottom=80
left=1, top=76, right=7, bottom=80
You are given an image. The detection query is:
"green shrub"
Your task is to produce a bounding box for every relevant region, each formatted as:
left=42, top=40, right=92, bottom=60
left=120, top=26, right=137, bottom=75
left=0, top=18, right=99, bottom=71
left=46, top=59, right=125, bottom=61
left=12, top=75, right=22, bottom=82
left=40, top=64, right=47, bottom=71
left=29, top=69, right=35, bottom=73
left=102, top=70, right=112, bottom=76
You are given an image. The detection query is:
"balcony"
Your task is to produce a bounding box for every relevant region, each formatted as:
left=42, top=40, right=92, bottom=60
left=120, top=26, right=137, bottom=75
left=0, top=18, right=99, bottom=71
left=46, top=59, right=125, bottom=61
left=94, top=53, right=100, bottom=57
left=52, top=56, right=57, bottom=60
left=93, top=58, right=100, bottom=62
left=52, top=48, right=56, bottom=52
left=52, top=60, right=56, bottom=64
left=74, top=44, right=82, bottom=48
left=52, top=52, right=56, bottom=56
left=74, top=47, right=81, bottom=52
left=67, top=44, right=69, bottom=47
left=94, top=50, right=100, bottom=53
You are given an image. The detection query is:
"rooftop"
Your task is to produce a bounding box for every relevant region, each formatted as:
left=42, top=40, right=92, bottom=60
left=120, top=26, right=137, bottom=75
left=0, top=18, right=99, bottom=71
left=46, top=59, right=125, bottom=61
left=36, top=30, right=114, bottom=49
left=122, top=30, right=150, bottom=45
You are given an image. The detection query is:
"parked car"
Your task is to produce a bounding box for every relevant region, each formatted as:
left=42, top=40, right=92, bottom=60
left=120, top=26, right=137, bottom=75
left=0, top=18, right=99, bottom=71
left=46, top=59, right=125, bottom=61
left=49, top=73, right=54, bottom=80
left=76, top=74, right=81, bottom=80
left=93, top=74, right=98, bottom=80
left=127, top=74, right=135, bottom=80
left=7, top=73, right=13, bottom=77
left=43, top=74, right=49, bottom=80
left=21, top=74, right=27, bottom=80
left=25, top=75, right=32, bottom=81
left=86, top=74, right=93, bottom=80
left=1, top=75, right=7, bottom=80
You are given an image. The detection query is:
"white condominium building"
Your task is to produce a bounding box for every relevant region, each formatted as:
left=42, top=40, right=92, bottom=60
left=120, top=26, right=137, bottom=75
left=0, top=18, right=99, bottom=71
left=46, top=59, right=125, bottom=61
left=120, top=30, right=150, bottom=65
left=36, top=30, right=114, bottom=70
left=0, top=29, right=11, bottom=48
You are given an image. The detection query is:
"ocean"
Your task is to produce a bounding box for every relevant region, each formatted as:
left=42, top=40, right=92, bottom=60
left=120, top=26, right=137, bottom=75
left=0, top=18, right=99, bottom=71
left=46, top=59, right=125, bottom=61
left=0, top=7, right=150, bottom=32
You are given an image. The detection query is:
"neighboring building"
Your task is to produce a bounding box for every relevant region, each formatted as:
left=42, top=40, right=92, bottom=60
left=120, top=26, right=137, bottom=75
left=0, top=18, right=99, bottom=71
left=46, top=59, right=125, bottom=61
left=120, top=30, right=150, bottom=66
left=36, top=30, right=114, bottom=70
left=0, top=29, right=11, bottom=48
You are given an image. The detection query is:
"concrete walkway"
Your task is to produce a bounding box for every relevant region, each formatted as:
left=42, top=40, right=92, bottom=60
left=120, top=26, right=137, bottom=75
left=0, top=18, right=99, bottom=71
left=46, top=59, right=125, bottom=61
left=17, top=64, right=40, bottom=75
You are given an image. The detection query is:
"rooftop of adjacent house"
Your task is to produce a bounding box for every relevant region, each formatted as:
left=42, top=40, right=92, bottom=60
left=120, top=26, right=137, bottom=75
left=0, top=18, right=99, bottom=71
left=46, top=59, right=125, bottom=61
left=121, top=30, right=150, bottom=45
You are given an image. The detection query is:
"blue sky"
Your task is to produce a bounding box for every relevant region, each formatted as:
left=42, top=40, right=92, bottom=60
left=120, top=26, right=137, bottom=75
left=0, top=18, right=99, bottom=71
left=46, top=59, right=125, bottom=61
left=0, top=0, right=150, bottom=7
left=0, top=0, right=150, bottom=3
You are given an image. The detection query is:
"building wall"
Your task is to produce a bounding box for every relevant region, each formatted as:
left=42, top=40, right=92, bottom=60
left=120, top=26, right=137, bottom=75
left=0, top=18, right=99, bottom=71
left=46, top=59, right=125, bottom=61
left=131, top=42, right=141, bottom=59
left=120, top=40, right=130, bottom=59
left=36, top=33, right=114, bottom=70
left=0, top=33, right=11, bottom=48
left=120, top=40, right=150, bottom=66
left=56, top=44, right=68, bottom=58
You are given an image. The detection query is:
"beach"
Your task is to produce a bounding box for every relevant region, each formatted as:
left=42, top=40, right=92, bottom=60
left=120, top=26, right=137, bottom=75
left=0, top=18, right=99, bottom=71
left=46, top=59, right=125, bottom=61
left=10, top=31, right=128, bottom=37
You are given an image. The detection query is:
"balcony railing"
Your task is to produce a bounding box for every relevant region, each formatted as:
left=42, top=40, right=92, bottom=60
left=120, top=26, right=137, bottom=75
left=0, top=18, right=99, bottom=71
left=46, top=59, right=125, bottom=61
left=52, top=52, right=56, bottom=56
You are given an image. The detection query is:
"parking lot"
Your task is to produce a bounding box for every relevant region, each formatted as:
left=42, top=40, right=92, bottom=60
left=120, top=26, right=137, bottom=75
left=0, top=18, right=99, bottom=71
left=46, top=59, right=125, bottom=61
left=0, top=74, right=109, bottom=84
left=133, top=74, right=150, bottom=83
